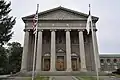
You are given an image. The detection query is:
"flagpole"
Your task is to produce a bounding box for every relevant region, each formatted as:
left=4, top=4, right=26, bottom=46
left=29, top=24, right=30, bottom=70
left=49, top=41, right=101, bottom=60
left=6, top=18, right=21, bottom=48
left=32, top=4, right=39, bottom=80
left=89, top=4, right=99, bottom=80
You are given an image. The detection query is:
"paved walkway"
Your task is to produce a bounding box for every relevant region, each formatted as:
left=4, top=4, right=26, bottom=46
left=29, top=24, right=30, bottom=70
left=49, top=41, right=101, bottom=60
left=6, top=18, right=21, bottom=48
left=49, top=76, right=79, bottom=80
left=99, top=76, right=120, bottom=80
left=103, top=77, right=120, bottom=80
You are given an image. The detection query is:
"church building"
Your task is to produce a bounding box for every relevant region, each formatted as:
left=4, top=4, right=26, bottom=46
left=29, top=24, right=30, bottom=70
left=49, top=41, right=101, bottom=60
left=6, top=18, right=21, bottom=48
left=21, top=6, right=100, bottom=73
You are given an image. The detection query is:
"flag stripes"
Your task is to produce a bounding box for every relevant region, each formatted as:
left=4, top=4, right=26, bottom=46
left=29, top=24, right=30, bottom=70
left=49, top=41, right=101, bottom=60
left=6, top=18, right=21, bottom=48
left=32, top=6, right=38, bottom=34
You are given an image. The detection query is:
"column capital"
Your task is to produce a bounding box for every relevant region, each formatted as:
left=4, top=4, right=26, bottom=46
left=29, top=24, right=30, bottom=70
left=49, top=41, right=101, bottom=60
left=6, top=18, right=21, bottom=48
left=65, top=29, right=71, bottom=32
left=78, top=29, right=85, bottom=32
left=38, top=29, right=43, bottom=32
left=50, top=29, right=56, bottom=32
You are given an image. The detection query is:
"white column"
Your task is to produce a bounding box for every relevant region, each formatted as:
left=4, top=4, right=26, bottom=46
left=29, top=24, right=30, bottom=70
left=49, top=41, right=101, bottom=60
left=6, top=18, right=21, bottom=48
left=36, top=30, right=43, bottom=72
left=78, top=29, right=87, bottom=71
left=21, top=30, right=30, bottom=71
left=50, top=30, right=56, bottom=71
left=66, top=29, right=72, bottom=71
left=93, top=30, right=101, bottom=71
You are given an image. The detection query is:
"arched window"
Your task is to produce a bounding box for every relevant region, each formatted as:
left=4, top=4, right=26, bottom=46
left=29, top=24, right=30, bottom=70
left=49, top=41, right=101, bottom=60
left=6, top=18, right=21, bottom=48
left=107, top=59, right=110, bottom=63
left=100, top=59, right=104, bottom=63
left=113, top=59, right=117, bottom=63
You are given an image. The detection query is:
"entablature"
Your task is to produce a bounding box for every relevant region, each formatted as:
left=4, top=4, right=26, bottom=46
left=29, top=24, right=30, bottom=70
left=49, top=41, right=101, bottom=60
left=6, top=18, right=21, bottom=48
left=25, top=22, right=96, bottom=29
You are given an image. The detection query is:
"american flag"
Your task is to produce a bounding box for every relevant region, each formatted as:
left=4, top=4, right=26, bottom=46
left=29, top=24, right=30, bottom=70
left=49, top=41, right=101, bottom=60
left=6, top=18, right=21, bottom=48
left=32, top=4, right=39, bottom=34
left=32, top=4, right=39, bottom=80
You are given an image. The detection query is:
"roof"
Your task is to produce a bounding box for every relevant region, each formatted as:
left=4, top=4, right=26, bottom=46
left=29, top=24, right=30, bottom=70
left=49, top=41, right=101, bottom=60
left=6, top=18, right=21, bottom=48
left=22, top=6, right=99, bottom=21
left=99, top=54, right=120, bottom=58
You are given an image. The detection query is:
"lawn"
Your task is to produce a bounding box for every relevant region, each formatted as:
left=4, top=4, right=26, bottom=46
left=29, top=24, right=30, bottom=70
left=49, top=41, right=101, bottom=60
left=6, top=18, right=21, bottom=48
left=113, top=74, right=120, bottom=78
left=79, top=76, right=96, bottom=80
left=0, top=76, right=49, bottom=80
left=77, top=76, right=102, bottom=80
left=27, top=76, right=49, bottom=80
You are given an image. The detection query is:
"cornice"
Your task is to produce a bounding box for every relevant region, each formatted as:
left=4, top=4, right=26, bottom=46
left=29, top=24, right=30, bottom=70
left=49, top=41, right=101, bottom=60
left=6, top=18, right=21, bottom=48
left=23, top=18, right=97, bottom=23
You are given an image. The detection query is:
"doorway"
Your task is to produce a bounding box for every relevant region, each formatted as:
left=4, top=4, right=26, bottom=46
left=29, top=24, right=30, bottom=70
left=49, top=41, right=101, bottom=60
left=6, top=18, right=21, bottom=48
left=56, top=56, right=64, bottom=71
left=72, top=58, right=77, bottom=71
left=44, top=58, right=50, bottom=71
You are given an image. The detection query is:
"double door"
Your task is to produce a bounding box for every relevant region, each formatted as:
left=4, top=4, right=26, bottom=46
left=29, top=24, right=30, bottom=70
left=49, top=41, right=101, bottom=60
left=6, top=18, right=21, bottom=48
left=56, top=56, right=64, bottom=71
left=44, top=59, right=50, bottom=71
left=72, top=58, right=77, bottom=71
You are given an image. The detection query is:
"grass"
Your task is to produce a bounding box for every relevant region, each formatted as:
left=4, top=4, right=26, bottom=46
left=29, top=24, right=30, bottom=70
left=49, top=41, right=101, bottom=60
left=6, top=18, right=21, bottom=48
left=27, top=76, right=49, bottom=80
left=80, top=76, right=96, bottom=80
left=0, top=76, right=49, bottom=80
left=113, top=74, right=120, bottom=78
left=77, top=76, right=104, bottom=80
left=35, top=76, right=49, bottom=80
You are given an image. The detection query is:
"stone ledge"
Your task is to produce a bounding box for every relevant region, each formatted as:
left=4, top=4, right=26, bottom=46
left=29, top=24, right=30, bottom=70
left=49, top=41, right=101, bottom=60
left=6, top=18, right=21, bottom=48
left=10, top=71, right=109, bottom=77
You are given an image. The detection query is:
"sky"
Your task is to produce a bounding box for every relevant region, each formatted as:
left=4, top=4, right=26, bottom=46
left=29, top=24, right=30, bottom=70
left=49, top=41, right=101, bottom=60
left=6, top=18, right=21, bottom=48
left=9, top=0, right=120, bottom=53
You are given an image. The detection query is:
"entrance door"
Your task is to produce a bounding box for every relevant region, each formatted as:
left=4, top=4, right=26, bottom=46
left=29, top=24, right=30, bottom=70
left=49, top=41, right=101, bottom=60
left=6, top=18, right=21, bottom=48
left=44, top=59, right=50, bottom=71
left=56, top=56, right=64, bottom=71
left=72, top=58, right=77, bottom=71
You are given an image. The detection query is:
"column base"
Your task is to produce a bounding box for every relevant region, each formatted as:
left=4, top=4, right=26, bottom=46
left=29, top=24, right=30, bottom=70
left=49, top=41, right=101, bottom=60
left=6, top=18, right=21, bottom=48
left=66, top=68, right=72, bottom=72
left=50, top=68, right=56, bottom=72
left=12, top=70, right=29, bottom=77
left=35, top=70, right=42, bottom=75
left=20, top=69, right=27, bottom=72
left=35, top=69, right=41, bottom=73
left=80, top=68, right=87, bottom=72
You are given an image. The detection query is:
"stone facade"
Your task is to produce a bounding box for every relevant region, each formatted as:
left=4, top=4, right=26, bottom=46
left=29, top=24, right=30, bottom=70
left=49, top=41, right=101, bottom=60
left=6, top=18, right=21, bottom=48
left=21, top=6, right=100, bottom=73
left=100, top=54, right=120, bottom=71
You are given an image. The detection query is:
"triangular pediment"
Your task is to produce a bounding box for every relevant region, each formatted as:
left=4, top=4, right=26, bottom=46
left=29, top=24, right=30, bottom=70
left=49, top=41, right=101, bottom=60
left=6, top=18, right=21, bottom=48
left=22, top=6, right=98, bottom=21
left=57, top=48, right=65, bottom=53
left=39, top=9, right=86, bottom=19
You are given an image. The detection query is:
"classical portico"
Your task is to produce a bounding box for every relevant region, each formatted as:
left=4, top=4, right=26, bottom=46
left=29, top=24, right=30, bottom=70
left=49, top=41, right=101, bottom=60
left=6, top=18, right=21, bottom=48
left=21, top=6, right=100, bottom=73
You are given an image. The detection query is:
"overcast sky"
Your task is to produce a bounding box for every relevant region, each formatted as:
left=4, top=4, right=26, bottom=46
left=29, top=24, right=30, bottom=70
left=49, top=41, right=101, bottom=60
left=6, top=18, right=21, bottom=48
left=9, top=0, right=120, bottom=53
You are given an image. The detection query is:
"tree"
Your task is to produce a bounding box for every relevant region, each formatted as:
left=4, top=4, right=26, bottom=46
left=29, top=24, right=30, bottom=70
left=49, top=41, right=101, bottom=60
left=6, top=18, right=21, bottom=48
left=7, top=42, right=23, bottom=74
left=0, top=0, right=16, bottom=46
left=0, top=46, right=7, bottom=74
